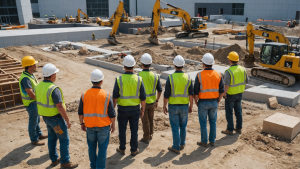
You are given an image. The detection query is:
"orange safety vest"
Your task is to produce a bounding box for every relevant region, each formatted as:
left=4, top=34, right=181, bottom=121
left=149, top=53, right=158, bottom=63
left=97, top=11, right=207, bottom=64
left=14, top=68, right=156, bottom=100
left=197, top=70, right=221, bottom=99
left=82, top=88, right=111, bottom=128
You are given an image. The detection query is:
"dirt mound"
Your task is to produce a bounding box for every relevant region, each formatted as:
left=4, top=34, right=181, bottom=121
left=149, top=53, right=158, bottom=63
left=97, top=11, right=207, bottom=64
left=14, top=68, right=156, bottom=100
left=168, top=27, right=181, bottom=33
left=187, top=46, right=209, bottom=55
left=138, top=27, right=151, bottom=35
left=138, top=26, right=168, bottom=35
left=160, top=42, right=174, bottom=50
left=263, top=25, right=300, bottom=36
left=171, top=47, right=213, bottom=61
left=212, top=44, right=260, bottom=65
left=66, top=101, right=79, bottom=112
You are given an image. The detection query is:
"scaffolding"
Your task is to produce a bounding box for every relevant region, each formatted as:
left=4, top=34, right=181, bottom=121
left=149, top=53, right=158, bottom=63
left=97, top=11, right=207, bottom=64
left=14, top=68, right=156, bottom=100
left=0, top=53, right=24, bottom=112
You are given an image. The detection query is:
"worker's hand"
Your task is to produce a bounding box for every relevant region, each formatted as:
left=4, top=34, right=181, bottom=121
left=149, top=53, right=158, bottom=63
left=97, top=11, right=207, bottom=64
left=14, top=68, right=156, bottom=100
left=81, top=124, right=86, bottom=132
left=223, top=95, right=227, bottom=99
left=155, top=102, right=158, bottom=109
left=188, top=105, right=193, bottom=113
left=66, top=121, right=71, bottom=129
left=140, top=109, right=144, bottom=118
left=110, top=123, right=115, bottom=133
left=163, top=107, right=168, bottom=115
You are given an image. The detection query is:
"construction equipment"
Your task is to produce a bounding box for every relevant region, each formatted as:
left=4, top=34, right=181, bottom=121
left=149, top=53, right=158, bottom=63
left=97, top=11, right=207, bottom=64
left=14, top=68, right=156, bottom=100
left=287, top=20, right=299, bottom=28
left=62, top=15, right=76, bottom=23
left=47, top=15, right=57, bottom=24
left=135, top=16, right=145, bottom=21
left=76, top=9, right=90, bottom=23
left=148, top=0, right=208, bottom=44
left=106, top=1, right=124, bottom=45
left=97, top=2, right=130, bottom=26
left=245, top=22, right=300, bottom=87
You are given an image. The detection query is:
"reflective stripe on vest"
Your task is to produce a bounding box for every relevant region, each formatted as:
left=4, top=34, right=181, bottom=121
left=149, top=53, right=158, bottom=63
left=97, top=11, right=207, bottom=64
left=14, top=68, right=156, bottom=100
left=19, top=71, right=38, bottom=106
left=226, top=65, right=246, bottom=95
left=36, top=85, right=57, bottom=108
left=227, top=68, right=246, bottom=87
left=170, top=74, right=191, bottom=98
left=119, top=75, right=141, bottom=99
left=197, top=70, right=221, bottom=99
left=198, top=72, right=220, bottom=93
left=81, top=91, right=109, bottom=118
left=146, top=73, right=157, bottom=97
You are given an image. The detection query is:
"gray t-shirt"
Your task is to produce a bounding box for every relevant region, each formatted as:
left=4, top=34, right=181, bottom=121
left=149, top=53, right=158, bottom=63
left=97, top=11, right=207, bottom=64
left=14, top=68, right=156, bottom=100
left=224, top=66, right=249, bottom=86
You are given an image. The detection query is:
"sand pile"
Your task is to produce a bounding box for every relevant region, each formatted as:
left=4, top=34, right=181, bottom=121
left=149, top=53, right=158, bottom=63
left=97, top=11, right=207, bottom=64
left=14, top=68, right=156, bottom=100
left=138, top=27, right=151, bottom=35
left=263, top=25, right=300, bottom=36
left=187, top=46, right=210, bottom=55
left=160, top=42, right=174, bottom=50
left=168, top=27, right=181, bottom=33
left=138, top=26, right=168, bottom=35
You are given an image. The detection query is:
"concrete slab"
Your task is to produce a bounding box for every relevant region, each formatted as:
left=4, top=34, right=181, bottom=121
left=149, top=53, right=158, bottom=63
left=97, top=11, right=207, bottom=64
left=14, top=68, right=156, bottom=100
left=262, top=113, right=300, bottom=140
left=159, top=37, right=176, bottom=43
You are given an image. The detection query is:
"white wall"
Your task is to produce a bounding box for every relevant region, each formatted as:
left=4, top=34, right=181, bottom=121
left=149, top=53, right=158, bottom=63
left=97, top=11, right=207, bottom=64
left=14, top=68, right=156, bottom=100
left=16, top=0, right=33, bottom=24
left=136, top=0, right=300, bottom=22
left=38, top=0, right=87, bottom=18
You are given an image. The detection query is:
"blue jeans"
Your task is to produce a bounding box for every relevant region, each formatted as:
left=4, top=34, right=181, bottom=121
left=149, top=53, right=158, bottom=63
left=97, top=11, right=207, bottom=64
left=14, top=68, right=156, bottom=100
left=117, top=109, right=139, bottom=152
left=43, top=116, right=70, bottom=164
left=198, top=100, right=218, bottom=143
left=225, top=93, right=243, bottom=131
left=25, top=102, right=42, bottom=142
left=87, top=126, right=110, bottom=169
left=168, top=104, right=189, bottom=151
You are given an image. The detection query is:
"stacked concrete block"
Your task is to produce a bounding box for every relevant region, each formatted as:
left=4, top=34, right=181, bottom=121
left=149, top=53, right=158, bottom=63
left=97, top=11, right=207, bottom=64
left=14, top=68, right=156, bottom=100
left=268, top=97, right=278, bottom=109
left=262, top=113, right=300, bottom=140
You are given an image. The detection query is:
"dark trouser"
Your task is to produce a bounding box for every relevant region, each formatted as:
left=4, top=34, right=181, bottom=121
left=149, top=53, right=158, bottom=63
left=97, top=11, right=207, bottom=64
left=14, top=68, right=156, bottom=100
left=117, top=109, right=140, bottom=152
left=92, top=37, right=95, bottom=41
left=225, top=93, right=243, bottom=132
left=25, top=102, right=42, bottom=142
left=141, top=104, right=155, bottom=140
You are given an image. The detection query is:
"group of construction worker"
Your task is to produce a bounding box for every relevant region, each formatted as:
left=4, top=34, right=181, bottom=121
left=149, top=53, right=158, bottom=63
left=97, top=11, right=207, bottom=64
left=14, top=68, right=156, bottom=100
left=19, top=50, right=247, bottom=169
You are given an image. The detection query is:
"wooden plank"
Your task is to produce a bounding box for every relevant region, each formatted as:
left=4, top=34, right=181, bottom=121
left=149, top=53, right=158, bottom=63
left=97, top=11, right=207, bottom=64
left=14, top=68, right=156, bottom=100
left=0, top=105, right=24, bottom=113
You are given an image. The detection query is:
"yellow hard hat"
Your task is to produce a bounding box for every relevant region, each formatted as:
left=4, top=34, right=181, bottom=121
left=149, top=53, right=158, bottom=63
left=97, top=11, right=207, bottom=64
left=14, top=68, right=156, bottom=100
left=227, top=52, right=239, bottom=61
left=22, top=56, right=38, bottom=67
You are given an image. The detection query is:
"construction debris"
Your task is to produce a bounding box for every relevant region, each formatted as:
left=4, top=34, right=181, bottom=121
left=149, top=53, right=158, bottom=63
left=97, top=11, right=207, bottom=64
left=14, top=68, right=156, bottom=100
left=160, top=42, right=175, bottom=50
left=79, top=46, right=89, bottom=55
left=268, top=97, right=278, bottom=109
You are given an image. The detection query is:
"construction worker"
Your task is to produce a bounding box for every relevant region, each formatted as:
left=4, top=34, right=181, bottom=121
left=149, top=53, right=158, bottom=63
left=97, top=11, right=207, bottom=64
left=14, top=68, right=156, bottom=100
left=113, top=55, right=146, bottom=156
left=163, top=55, right=193, bottom=154
left=19, top=56, right=47, bottom=146
left=92, top=33, right=95, bottom=41
left=194, top=53, right=224, bottom=147
left=222, top=52, right=248, bottom=135
left=139, top=53, right=162, bottom=144
left=78, top=69, right=116, bottom=169
left=35, top=63, right=78, bottom=168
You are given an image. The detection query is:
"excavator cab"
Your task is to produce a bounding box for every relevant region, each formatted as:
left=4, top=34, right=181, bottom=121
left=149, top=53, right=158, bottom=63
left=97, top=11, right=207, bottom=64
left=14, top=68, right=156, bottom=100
left=190, top=17, right=204, bottom=30
left=260, top=43, right=288, bottom=65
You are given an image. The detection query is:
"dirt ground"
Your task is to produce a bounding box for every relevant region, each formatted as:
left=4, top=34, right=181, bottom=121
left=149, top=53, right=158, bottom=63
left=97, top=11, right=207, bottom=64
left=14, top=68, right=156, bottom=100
left=0, top=24, right=300, bottom=169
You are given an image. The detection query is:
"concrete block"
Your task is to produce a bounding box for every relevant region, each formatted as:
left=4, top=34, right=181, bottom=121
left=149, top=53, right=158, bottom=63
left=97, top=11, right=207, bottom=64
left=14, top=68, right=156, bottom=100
left=262, top=113, right=300, bottom=140
left=243, top=87, right=300, bottom=107
left=184, top=59, right=201, bottom=65
left=269, top=97, right=278, bottom=109
left=161, top=70, right=175, bottom=79
left=152, top=64, right=171, bottom=71
left=109, top=63, right=124, bottom=73
left=121, top=51, right=132, bottom=55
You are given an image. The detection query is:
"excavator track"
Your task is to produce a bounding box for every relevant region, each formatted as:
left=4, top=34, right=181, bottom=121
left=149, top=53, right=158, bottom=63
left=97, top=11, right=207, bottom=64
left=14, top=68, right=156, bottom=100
left=175, top=32, right=190, bottom=38
left=251, top=67, right=296, bottom=87
left=188, top=31, right=209, bottom=38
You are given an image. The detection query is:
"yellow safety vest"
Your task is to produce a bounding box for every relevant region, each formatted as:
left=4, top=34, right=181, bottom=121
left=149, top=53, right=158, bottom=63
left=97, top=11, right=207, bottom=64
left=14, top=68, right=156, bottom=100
left=19, top=71, right=39, bottom=106
left=226, top=65, right=246, bottom=95
left=138, top=71, right=158, bottom=104
left=169, top=73, right=191, bottom=105
left=35, top=81, right=65, bottom=117
left=117, top=74, right=142, bottom=106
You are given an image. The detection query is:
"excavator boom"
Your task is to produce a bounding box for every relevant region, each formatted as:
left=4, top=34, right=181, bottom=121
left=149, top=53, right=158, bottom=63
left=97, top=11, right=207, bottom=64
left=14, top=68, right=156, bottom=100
left=107, top=1, right=124, bottom=45
left=76, top=9, right=89, bottom=23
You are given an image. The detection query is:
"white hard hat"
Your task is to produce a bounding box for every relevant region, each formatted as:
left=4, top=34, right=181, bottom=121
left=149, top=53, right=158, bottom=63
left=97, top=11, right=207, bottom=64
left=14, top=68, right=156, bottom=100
left=91, top=69, right=104, bottom=82
left=173, top=55, right=185, bottom=67
left=123, top=55, right=136, bottom=67
left=140, top=53, right=152, bottom=64
left=202, top=53, right=215, bottom=65
left=42, top=63, right=59, bottom=77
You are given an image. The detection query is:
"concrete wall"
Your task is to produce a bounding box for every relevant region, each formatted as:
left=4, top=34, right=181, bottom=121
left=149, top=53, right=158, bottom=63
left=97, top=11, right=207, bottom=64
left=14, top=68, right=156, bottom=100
left=38, top=0, right=87, bottom=18
left=136, top=0, right=300, bottom=22
left=16, top=0, right=33, bottom=25
left=31, top=3, right=39, bottom=13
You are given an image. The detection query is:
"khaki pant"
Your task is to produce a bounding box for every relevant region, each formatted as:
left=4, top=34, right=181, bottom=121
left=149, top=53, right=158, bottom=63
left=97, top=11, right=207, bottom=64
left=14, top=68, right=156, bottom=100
left=142, top=104, right=155, bottom=140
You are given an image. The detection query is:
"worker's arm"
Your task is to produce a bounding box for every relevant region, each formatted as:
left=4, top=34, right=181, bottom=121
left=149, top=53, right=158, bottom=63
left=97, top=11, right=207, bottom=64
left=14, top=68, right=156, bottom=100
left=223, top=85, right=229, bottom=98
left=155, top=77, right=163, bottom=108
left=112, top=79, right=120, bottom=108
left=56, top=102, right=71, bottom=128
left=193, top=75, right=200, bottom=107
left=223, top=71, right=231, bottom=98
left=194, top=95, right=199, bottom=107
left=78, top=96, right=86, bottom=131
left=163, top=97, right=169, bottom=115
left=25, top=88, right=36, bottom=100
left=21, top=77, right=36, bottom=100
left=218, top=76, right=225, bottom=104
left=163, top=77, right=171, bottom=115
left=139, top=81, right=146, bottom=118
left=107, top=98, right=116, bottom=133
left=188, top=82, right=194, bottom=113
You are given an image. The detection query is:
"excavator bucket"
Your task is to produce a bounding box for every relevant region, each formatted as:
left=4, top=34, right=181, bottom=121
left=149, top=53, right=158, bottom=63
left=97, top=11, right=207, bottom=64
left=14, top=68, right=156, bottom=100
left=107, top=36, right=121, bottom=45
left=244, top=54, right=256, bottom=68
left=148, top=37, right=161, bottom=45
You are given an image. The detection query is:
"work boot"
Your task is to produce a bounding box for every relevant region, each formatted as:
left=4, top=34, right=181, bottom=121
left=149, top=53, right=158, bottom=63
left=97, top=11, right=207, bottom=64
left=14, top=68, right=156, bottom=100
left=31, top=140, right=45, bottom=146
left=116, top=148, right=125, bottom=155
left=168, top=147, right=180, bottom=154
left=180, top=145, right=185, bottom=150
left=140, top=138, right=150, bottom=144
left=39, top=135, right=48, bottom=140
left=197, top=142, right=208, bottom=147
left=60, top=161, right=78, bottom=169
left=50, top=158, right=60, bottom=166
left=209, top=142, right=215, bottom=146
left=131, top=149, right=139, bottom=156
left=221, top=129, right=233, bottom=135
left=234, top=128, right=242, bottom=134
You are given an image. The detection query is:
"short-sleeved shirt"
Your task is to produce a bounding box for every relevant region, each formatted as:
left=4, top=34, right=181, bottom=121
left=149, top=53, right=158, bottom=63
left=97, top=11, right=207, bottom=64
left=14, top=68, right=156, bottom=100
left=43, top=80, right=63, bottom=104
left=21, top=71, right=36, bottom=90
left=224, top=65, right=249, bottom=86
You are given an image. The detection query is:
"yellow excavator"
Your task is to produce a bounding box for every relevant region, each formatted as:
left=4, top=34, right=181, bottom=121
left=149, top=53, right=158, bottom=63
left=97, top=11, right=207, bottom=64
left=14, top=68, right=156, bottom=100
left=148, top=0, right=208, bottom=44
left=47, top=15, right=57, bottom=24
left=106, top=1, right=124, bottom=45
left=76, top=9, right=90, bottom=23
left=245, top=22, right=300, bottom=87
left=97, top=2, right=130, bottom=26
